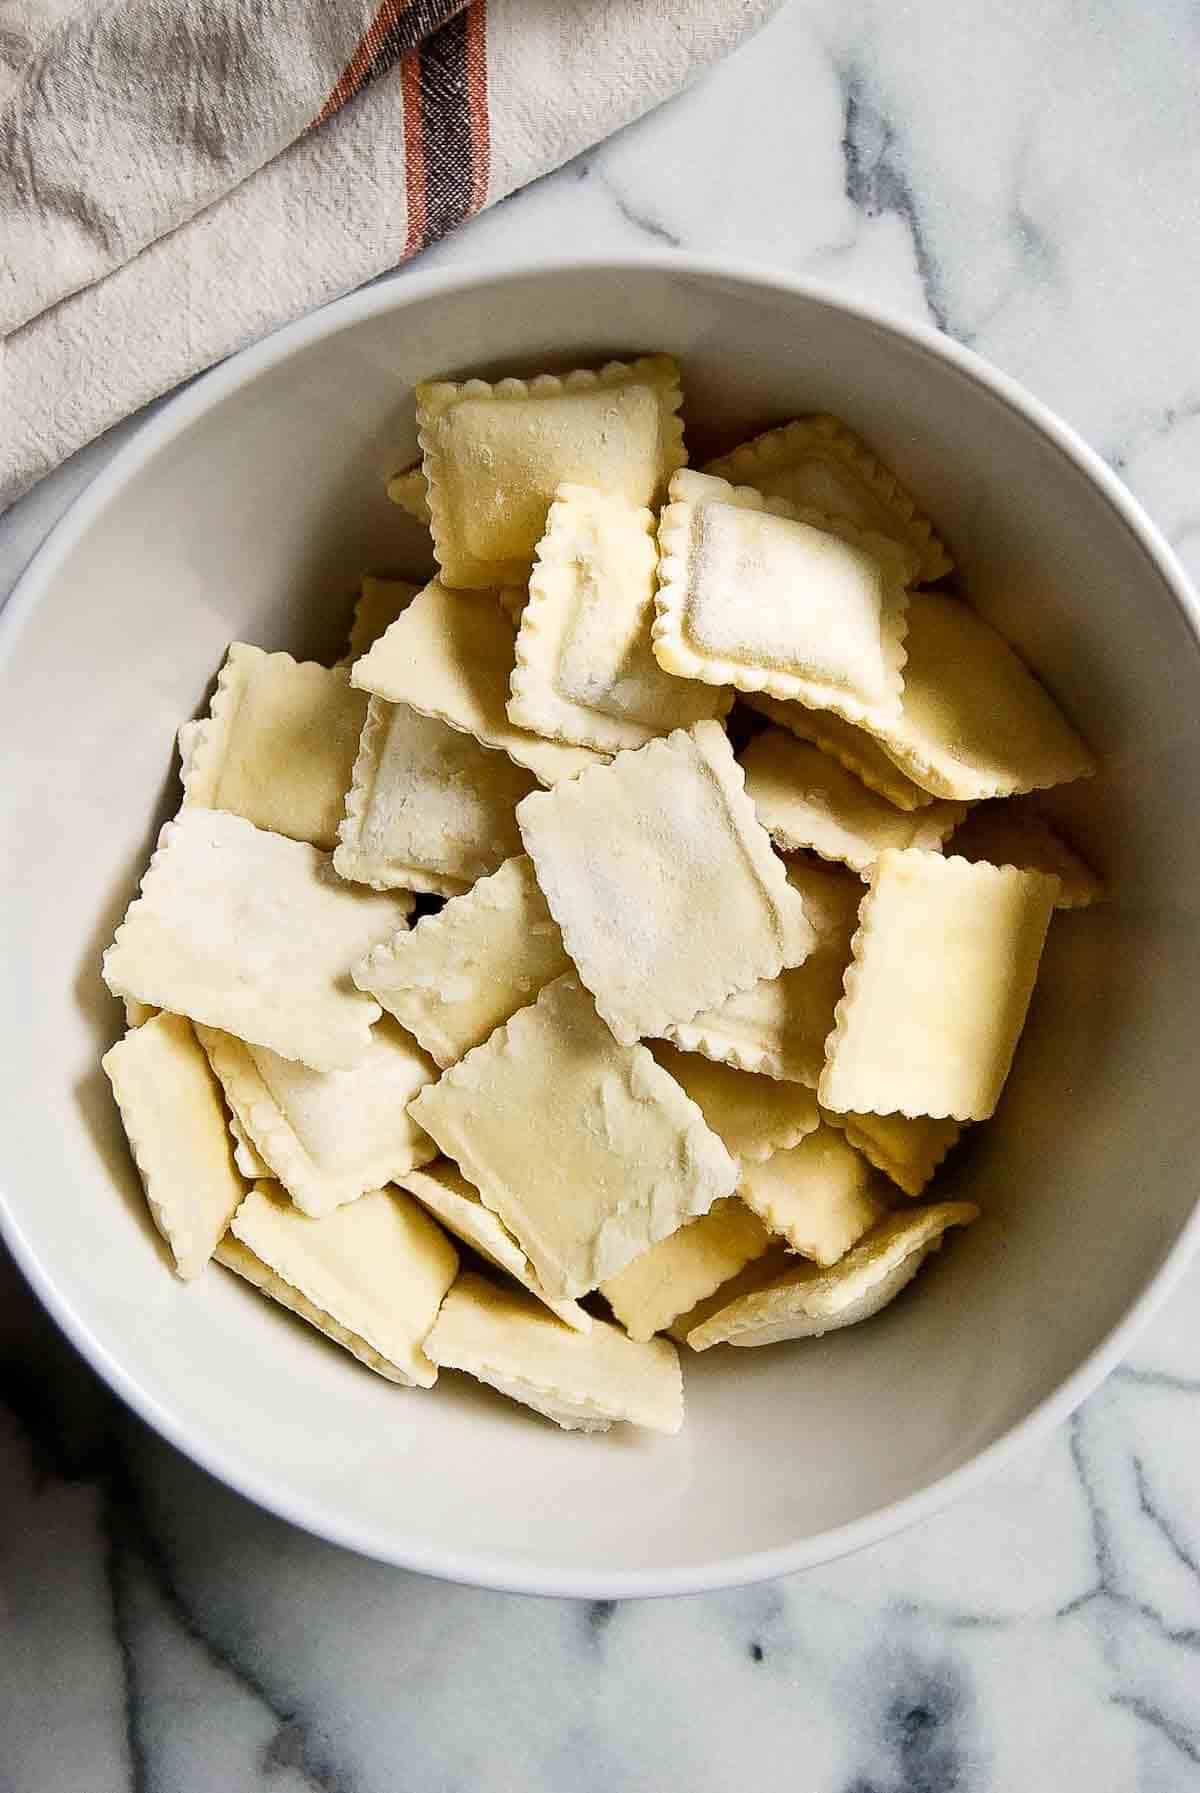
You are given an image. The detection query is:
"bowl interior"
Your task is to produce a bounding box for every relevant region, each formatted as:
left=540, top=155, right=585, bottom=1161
left=2, top=262, right=1199, bottom=1594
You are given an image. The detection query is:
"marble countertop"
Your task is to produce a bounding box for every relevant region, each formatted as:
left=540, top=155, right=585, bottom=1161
left=5, top=3, right=1200, bottom=1787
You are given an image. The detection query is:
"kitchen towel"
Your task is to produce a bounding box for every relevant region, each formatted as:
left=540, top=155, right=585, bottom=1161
left=0, top=0, right=778, bottom=510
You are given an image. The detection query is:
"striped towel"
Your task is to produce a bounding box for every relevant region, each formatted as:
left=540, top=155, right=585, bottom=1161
left=0, top=0, right=777, bottom=511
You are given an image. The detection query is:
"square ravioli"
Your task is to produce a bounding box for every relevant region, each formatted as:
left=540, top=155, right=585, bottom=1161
left=351, top=578, right=601, bottom=787
left=744, top=691, right=935, bottom=811
left=648, top=1043, right=819, bottom=1164
left=197, top=1014, right=437, bottom=1218
left=740, top=727, right=966, bottom=875
left=852, top=592, right=1097, bottom=801
left=352, top=855, right=570, bottom=1069
left=684, top=1202, right=979, bottom=1350
left=945, top=800, right=1102, bottom=908
left=666, top=1244, right=794, bottom=1343
left=828, top=1108, right=962, bottom=1198
left=102, top=808, right=407, bottom=1071
left=228, top=1111, right=270, bottom=1180
left=600, top=1198, right=774, bottom=1342
left=182, top=644, right=368, bottom=850
left=409, top=974, right=739, bottom=1300
left=653, top=470, right=918, bottom=726
left=517, top=721, right=815, bottom=1045
left=424, top=1273, right=683, bottom=1433
left=333, top=696, right=536, bottom=897
left=417, top=356, right=685, bottom=588
left=102, top=1012, right=245, bottom=1280
left=663, top=857, right=862, bottom=1085
left=345, top=575, right=421, bottom=662
left=224, top=1183, right=458, bottom=1387
left=703, top=415, right=952, bottom=584
left=737, top=1124, right=889, bottom=1265
left=820, top=849, right=1060, bottom=1121
left=399, top=1160, right=590, bottom=1331
left=386, top=463, right=431, bottom=524
left=509, top=484, right=731, bottom=753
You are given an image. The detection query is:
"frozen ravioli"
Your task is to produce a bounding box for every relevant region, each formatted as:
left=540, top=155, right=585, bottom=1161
left=517, top=721, right=815, bottom=1045
left=743, top=690, right=936, bottom=812
left=181, top=644, right=368, bottom=850
left=946, top=800, right=1102, bottom=908
left=684, top=1203, right=979, bottom=1350
left=102, top=1011, right=245, bottom=1280
left=400, top=1160, right=591, bottom=1332
left=343, top=576, right=422, bottom=662
left=102, top=809, right=407, bottom=1072
left=740, top=728, right=965, bottom=874
left=820, top=850, right=1059, bottom=1122
left=703, top=415, right=952, bottom=584
left=197, top=1015, right=437, bottom=1217
left=825, top=1108, right=962, bottom=1198
left=509, top=483, right=730, bottom=752
left=409, top=975, right=738, bottom=1300
left=849, top=592, right=1096, bottom=801
left=351, top=578, right=602, bottom=787
left=95, top=342, right=1090, bottom=1439
left=333, top=696, right=536, bottom=897
left=736, top=1124, right=889, bottom=1265
left=425, top=1273, right=684, bottom=1432
left=600, top=1199, right=774, bottom=1342
left=654, top=470, right=917, bottom=725
left=386, top=464, right=431, bottom=526
left=224, top=1183, right=457, bottom=1387
left=662, top=857, right=862, bottom=1086
left=648, top=1042, right=819, bottom=1163
left=352, top=855, right=571, bottom=1070
left=418, top=357, right=685, bottom=588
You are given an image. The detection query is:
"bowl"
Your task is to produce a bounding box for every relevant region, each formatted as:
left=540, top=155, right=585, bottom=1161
left=3, top=256, right=1199, bottom=1598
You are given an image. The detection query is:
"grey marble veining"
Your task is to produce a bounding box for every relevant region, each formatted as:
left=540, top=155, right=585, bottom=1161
left=5, top=1245, right=1200, bottom=1791
left=4, top=1, right=1200, bottom=1787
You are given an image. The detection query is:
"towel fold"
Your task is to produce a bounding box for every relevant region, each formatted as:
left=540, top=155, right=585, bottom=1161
left=0, top=0, right=777, bottom=511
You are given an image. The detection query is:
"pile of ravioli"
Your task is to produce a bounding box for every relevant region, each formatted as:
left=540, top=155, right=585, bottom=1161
left=101, top=354, right=1101, bottom=1437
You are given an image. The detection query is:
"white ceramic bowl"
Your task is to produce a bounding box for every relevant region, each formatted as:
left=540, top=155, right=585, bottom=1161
left=3, top=257, right=1199, bottom=1598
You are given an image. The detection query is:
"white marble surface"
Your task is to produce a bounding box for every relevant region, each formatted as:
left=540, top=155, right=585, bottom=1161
left=4, top=2, right=1200, bottom=1787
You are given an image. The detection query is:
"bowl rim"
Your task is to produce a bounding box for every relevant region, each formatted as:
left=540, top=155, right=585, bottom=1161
left=3, top=251, right=1200, bottom=1600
